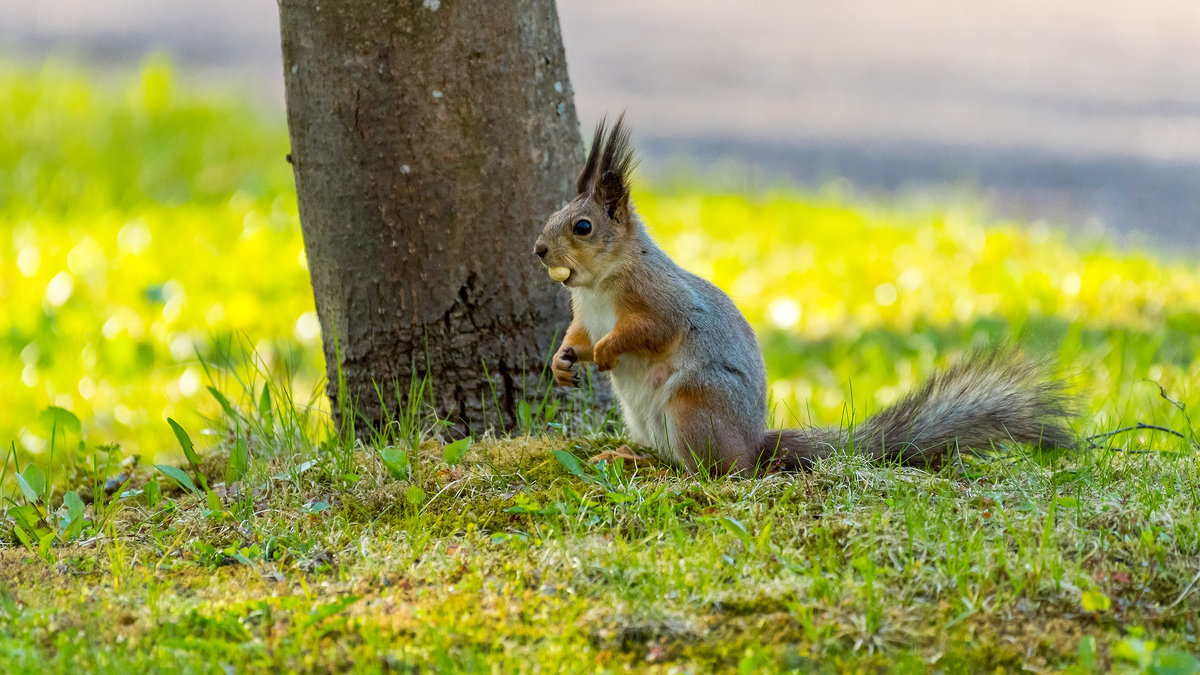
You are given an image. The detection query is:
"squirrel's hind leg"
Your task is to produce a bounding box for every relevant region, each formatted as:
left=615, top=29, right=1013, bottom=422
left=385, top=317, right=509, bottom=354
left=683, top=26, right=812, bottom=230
left=663, top=388, right=760, bottom=476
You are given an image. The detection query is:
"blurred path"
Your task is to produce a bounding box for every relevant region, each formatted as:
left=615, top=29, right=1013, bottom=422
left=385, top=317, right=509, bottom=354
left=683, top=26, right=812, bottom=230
left=3, top=0, right=1199, bottom=246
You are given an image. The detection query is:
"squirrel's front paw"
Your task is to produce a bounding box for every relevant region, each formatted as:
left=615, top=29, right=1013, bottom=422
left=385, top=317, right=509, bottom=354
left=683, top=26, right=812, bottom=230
left=552, top=346, right=580, bottom=387
left=593, top=340, right=618, bottom=372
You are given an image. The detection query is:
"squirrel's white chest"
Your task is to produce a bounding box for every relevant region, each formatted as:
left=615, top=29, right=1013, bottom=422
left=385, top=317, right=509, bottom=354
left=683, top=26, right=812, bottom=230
left=570, top=286, right=671, bottom=447
left=571, top=287, right=617, bottom=342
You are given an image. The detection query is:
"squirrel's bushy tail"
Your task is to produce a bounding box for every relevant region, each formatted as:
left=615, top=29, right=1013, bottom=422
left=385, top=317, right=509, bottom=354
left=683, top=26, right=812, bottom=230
left=761, top=349, right=1075, bottom=470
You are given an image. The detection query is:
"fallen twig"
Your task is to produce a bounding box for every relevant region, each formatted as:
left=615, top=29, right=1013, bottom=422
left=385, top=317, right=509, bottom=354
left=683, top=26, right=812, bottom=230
left=1086, top=422, right=1192, bottom=449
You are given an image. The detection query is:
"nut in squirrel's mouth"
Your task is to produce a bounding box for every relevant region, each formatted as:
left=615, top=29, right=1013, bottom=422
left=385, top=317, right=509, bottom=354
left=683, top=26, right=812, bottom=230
left=547, top=266, right=572, bottom=284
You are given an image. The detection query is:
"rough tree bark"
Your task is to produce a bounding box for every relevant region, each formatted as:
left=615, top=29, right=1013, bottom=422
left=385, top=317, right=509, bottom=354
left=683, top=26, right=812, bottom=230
left=278, top=0, right=581, bottom=433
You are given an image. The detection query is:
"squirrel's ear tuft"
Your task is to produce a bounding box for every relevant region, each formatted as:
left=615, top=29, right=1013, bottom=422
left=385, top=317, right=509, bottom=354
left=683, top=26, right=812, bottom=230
left=576, top=118, right=607, bottom=195
left=588, top=113, right=637, bottom=220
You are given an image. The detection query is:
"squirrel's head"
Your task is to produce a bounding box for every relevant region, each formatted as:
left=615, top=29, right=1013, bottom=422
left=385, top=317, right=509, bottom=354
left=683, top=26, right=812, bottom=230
left=535, top=116, right=638, bottom=288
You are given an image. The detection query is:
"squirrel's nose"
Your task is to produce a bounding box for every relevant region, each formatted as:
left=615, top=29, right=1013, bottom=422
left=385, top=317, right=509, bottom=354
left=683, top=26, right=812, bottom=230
left=534, top=242, right=548, bottom=258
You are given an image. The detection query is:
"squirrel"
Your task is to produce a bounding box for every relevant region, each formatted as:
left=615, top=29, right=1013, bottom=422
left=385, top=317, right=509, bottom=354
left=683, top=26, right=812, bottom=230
left=533, top=116, right=1075, bottom=475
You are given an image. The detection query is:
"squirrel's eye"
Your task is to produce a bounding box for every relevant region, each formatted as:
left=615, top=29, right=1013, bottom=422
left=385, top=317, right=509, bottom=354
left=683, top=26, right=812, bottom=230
left=573, top=220, right=593, bottom=236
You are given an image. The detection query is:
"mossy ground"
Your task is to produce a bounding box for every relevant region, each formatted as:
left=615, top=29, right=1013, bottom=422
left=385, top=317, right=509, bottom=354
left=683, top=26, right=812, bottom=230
left=4, top=423, right=1200, bottom=673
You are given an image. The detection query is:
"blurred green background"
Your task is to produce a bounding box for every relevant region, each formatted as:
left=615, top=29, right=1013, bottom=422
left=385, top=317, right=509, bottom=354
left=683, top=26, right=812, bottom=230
left=1, top=61, right=316, bottom=463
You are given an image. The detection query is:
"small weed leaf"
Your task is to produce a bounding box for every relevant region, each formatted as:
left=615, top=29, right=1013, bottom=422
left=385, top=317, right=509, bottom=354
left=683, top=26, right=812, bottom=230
left=16, top=466, right=45, bottom=502
left=552, top=450, right=585, bottom=477
left=59, top=491, right=88, bottom=541
left=12, top=525, right=34, bottom=550
left=443, top=437, right=471, bottom=465
left=380, top=447, right=409, bottom=479
left=203, top=487, right=225, bottom=517
left=756, top=518, right=774, bottom=551
left=1076, top=636, right=1097, bottom=671
left=302, top=500, right=330, bottom=514
left=39, top=406, right=82, bottom=436
left=37, top=531, right=54, bottom=560
left=405, top=485, right=426, bottom=506
left=1151, top=649, right=1200, bottom=675
left=517, top=399, right=532, bottom=430
left=259, top=383, right=274, bottom=430
left=167, top=417, right=202, bottom=468
left=228, top=433, right=250, bottom=482
left=7, top=505, right=41, bottom=532
left=718, top=516, right=751, bottom=545
left=228, top=546, right=255, bottom=566
left=1114, top=638, right=1155, bottom=670
left=144, top=477, right=161, bottom=507
left=155, top=464, right=199, bottom=495
left=63, top=490, right=85, bottom=521
left=207, top=386, right=241, bottom=422
left=192, top=466, right=218, bottom=508
left=1111, top=637, right=1200, bottom=675
left=1081, top=588, right=1111, bottom=613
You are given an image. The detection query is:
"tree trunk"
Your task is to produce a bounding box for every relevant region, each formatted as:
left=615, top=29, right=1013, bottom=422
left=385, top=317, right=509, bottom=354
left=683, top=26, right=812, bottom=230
left=278, top=0, right=580, bottom=434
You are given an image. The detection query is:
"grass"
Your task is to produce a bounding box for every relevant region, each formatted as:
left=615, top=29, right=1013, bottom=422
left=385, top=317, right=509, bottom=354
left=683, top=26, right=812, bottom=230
left=2, top=59, right=1200, bottom=672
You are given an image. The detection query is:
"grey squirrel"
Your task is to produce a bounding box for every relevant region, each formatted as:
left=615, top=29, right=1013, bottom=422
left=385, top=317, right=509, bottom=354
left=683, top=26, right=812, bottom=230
left=533, top=116, right=1074, bottom=475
